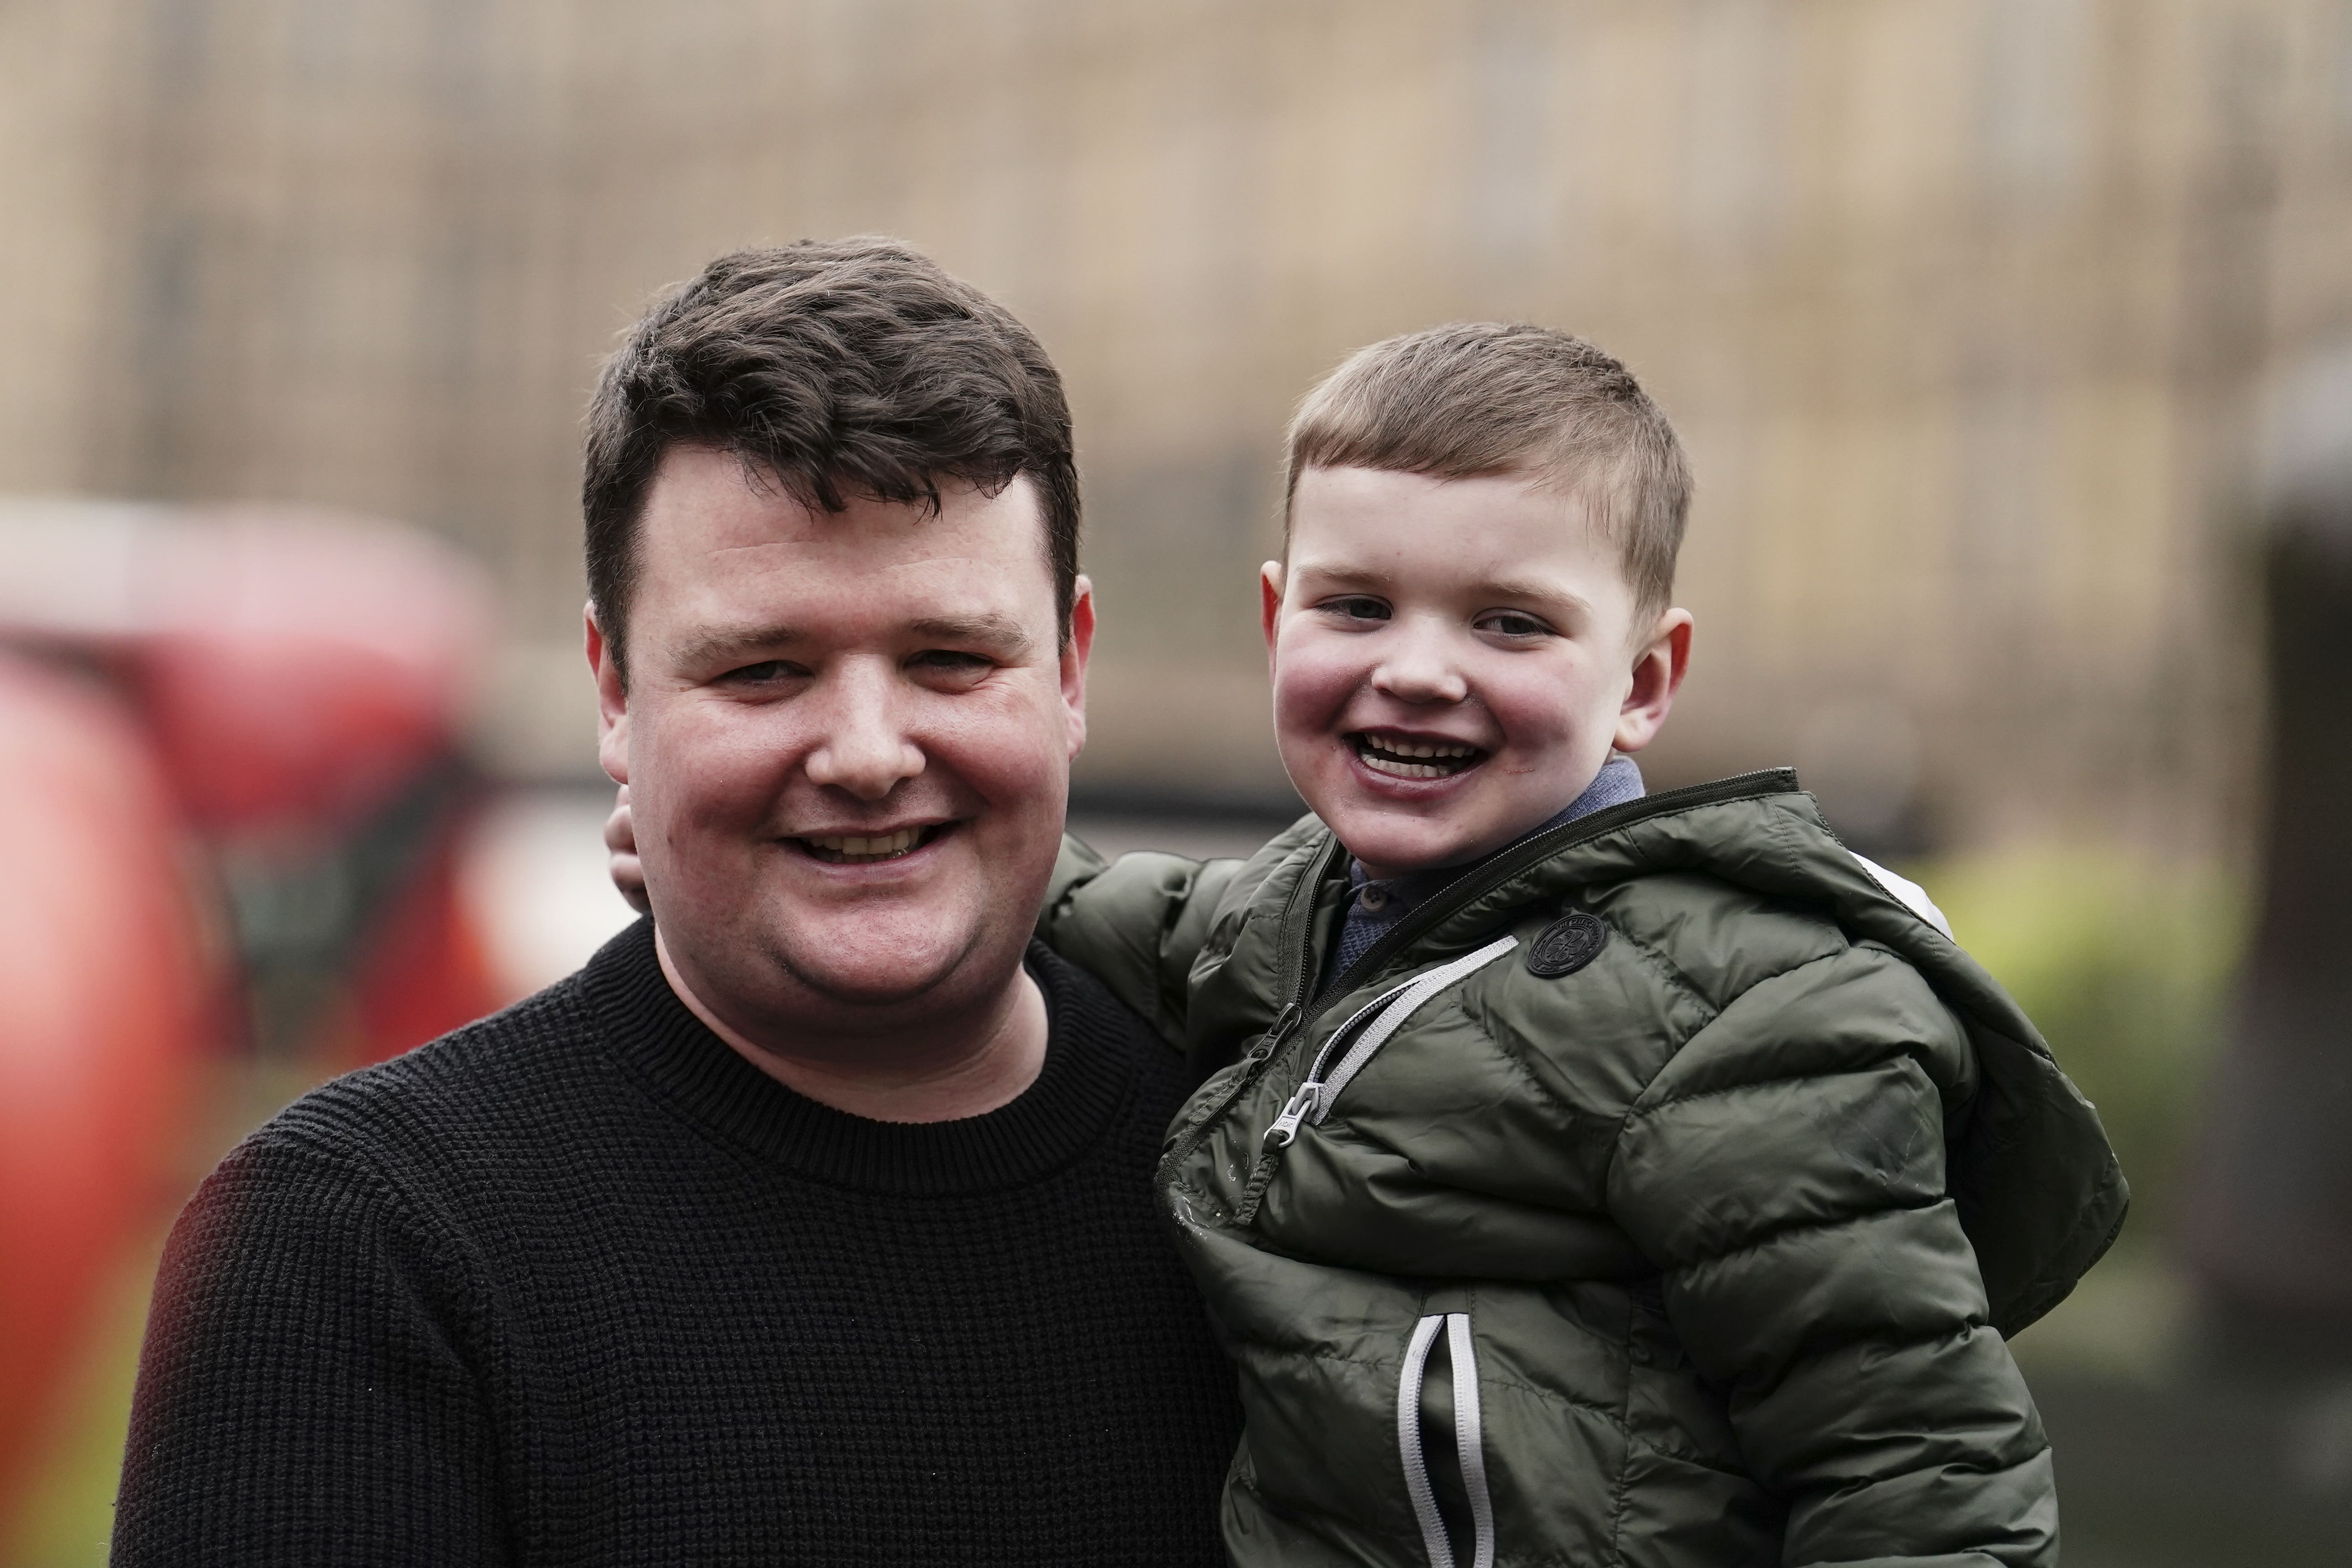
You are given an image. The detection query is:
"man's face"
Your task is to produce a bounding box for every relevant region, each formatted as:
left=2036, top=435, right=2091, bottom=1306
left=1265, top=465, right=1688, bottom=881
left=591, top=446, right=1090, bottom=1044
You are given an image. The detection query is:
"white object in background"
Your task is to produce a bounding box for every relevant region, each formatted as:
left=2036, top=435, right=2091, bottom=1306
left=1850, top=852, right=1953, bottom=939
left=461, top=789, right=642, bottom=1002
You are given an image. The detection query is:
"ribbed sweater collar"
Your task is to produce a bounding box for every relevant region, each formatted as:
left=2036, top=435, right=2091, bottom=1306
left=583, top=918, right=1133, bottom=1197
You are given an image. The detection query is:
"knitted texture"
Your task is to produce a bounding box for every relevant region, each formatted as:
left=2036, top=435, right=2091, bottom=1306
left=114, top=920, right=1241, bottom=1565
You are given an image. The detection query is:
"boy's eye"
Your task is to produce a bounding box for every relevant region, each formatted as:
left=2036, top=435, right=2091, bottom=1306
left=1320, top=595, right=1391, bottom=622
left=1478, top=611, right=1552, bottom=638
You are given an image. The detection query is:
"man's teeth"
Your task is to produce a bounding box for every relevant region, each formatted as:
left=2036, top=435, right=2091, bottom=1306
left=802, top=827, right=929, bottom=863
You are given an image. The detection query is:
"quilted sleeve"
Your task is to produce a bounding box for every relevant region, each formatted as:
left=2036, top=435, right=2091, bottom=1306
left=1034, top=834, right=1244, bottom=1049
left=1607, top=941, right=2057, bottom=1568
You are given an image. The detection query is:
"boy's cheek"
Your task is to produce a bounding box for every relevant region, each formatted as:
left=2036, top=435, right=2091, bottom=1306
left=1270, top=633, right=1362, bottom=726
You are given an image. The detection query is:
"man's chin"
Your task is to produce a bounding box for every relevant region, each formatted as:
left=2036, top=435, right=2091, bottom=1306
left=763, top=921, right=991, bottom=1011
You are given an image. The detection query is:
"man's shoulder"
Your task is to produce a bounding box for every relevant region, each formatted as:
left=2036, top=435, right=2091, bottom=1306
left=1029, top=939, right=1169, bottom=1057
left=1027, top=940, right=1205, bottom=1112
left=237, top=963, right=614, bottom=1209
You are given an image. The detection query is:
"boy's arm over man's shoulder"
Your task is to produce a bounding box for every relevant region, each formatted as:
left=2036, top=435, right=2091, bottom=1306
left=1035, top=835, right=1244, bottom=1050
left=1036, top=815, right=1322, bottom=1052
left=1606, top=934, right=2058, bottom=1568
left=113, top=1132, right=508, bottom=1567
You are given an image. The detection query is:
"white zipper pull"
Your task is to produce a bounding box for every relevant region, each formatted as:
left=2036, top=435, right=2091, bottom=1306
left=1265, top=1080, right=1322, bottom=1147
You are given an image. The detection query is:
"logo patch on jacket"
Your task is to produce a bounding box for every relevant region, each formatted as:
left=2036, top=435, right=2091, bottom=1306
left=1526, top=910, right=1609, bottom=977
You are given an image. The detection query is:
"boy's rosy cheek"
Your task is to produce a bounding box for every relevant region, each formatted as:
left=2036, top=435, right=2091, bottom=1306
left=1270, top=647, right=1349, bottom=723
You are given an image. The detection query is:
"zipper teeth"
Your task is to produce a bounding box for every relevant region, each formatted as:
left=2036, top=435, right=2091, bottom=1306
left=1447, top=1313, right=1496, bottom=1568
left=1311, top=936, right=1517, bottom=1122
left=1264, top=899, right=1513, bottom=1156
left=1398, top=1315, right=1454, bottom=1568
left=1153, top=834, right=1342, bottom=1193
left=1305, top=980, right=1415, bottom=1088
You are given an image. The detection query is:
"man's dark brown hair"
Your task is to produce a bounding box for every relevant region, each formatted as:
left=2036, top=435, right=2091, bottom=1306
left=584, top=237, right=1080, bottom=682
left=1285, top=322, right=1690, bottom=619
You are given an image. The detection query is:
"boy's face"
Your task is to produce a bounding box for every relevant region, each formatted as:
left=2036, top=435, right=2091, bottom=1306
left=1265, top=466, right=1690, bottom=881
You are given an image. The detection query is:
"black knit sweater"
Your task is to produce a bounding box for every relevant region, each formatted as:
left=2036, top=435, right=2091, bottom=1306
left=114, top=920, right=1242, bottom=1565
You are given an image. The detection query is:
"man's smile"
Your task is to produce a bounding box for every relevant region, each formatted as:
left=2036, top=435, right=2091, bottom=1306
left=788, top=821, right=956, bottom=864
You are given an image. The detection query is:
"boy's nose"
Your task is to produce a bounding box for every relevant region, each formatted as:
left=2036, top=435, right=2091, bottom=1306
left=1368, top=624, right=1470, bottom=705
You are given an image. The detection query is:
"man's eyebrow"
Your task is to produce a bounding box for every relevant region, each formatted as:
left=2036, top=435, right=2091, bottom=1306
left=1292, top=565, right=1393, bottom=591
left=908, top=613, right=1035, bottom=655
left=674, top=623, right=804, bottom=668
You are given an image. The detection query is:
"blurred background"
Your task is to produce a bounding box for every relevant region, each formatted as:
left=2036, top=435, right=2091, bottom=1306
left=3, top=0, right=2351, bottom=1562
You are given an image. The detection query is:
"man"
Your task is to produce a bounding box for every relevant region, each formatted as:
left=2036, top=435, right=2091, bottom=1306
left=112, top=240, right=1241, bottom=1564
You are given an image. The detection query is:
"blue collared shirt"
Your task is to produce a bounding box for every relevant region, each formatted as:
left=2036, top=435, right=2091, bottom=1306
left=1323, top=754, right=1645, bottom=991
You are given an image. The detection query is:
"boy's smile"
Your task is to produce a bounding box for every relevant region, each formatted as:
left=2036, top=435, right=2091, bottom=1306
left=1265, top=466, right=1691, bottom=881
left=1350, top=730, right=1484, bottom=779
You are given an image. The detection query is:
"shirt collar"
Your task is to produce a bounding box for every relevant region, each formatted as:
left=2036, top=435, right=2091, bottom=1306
left=1344, top=754, right=1647, bottom=910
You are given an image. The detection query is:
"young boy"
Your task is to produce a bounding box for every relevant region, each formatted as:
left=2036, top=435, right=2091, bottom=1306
left=1035, top=324, right=2124, bottom=1567
left=607, top=324, right=2124, bottom=1566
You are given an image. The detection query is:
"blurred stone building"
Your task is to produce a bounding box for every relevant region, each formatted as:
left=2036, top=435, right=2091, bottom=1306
left=5, top=0, right=2351, bottom=852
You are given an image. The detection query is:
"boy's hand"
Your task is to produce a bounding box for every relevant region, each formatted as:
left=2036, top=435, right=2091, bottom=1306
left=606, top=784, right=650, bottom=915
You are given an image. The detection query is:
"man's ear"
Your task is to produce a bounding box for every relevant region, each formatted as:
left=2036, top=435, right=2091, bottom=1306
left=1613, top=607, right=1694, bottom=755
left=1259, top=561, right=1286, bottom=661
left=1060, top=576, right=1096, bottom=760
left=586, top=602, right=630, bottom=785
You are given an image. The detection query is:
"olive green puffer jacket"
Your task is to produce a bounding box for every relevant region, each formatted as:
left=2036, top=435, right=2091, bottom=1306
left=1040, top=770, right=2126, bottom=1568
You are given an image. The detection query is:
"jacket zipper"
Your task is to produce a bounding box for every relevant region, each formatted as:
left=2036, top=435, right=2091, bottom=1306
left=1309, top=767, right=1796, bottom=1021
left=1399, top=1312, right=1496, bottom=1568
left=1263, top=933, right=1520, bottom=1148
left=1161, top=768, right=1796, bottom=1214
left=1153, top=834, right=1343, bottom=1197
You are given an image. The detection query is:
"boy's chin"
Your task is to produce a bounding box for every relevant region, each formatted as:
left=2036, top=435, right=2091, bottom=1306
left=1320, top=806, right=1495, bottom=879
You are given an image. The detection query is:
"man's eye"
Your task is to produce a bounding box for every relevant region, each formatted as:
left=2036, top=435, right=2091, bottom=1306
left=1479, top=612, right=1551, bottom=638
left=1323, top=596, right=1391, bottom=622
left=724, top=659, right=805, bottom=683
left=910, top=650, right=992, bottom=672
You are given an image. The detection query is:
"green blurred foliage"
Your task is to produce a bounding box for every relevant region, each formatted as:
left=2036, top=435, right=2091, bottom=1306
left=3, top=1236, right=153, bottom=1567
left=1923, top=846, right=2242, bottom=1250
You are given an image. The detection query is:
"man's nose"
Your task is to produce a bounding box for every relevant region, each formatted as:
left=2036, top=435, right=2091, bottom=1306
left=802, top=661, right=925, bottom=800
left=1369, top=618, right=1470, bottom=705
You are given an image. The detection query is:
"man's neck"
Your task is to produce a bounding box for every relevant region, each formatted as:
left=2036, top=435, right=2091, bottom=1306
left=653, top=930, right=1050, bottom=1124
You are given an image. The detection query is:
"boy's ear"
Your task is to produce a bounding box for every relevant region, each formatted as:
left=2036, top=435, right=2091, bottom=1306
left=1613, top=608, right=1693, bottom=755
left=586, top=602, right=630, bottom=786
left=1259, top=561, right=1286, bottom=656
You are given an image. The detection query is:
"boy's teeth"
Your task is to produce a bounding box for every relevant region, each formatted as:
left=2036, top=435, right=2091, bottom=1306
left=1354, top=735, right=1480, bottom=779
left=1365, top=755, right=1451, bottom=779
left=803, top=826, right=929, bottom=863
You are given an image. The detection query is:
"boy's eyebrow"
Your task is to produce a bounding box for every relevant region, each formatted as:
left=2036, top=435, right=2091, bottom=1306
left=1471, top=575, right=1596, bottom=617
left=1294, top=564, right=1595, bottom=619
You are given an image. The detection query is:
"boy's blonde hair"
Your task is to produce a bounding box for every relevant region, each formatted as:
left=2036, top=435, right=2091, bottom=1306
left=1284, top=323, right=1691, bottom=618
